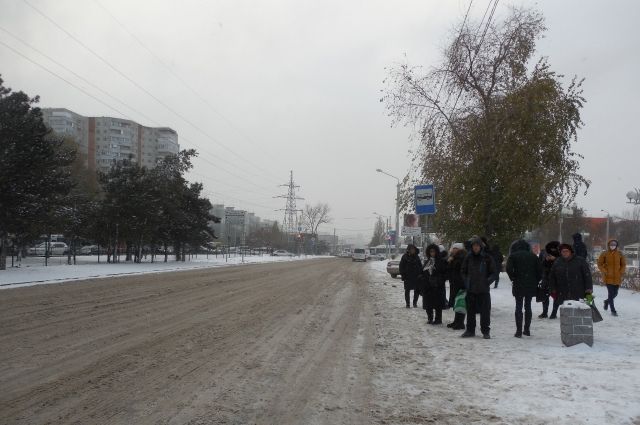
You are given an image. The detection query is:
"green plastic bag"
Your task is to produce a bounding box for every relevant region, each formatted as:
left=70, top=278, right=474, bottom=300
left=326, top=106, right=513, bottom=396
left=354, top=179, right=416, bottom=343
left=454, top=290, right=467, bottom=314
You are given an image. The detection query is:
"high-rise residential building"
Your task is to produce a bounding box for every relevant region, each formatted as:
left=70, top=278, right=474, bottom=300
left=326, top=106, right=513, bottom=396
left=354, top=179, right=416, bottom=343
left=41, top=108, right=179, bottom=172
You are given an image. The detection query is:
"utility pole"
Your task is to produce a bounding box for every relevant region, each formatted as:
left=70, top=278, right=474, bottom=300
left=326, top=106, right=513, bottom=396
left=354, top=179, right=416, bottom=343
left=275, top=171, right=303, bottom=251
left=376, top=168, right=401, bottom=254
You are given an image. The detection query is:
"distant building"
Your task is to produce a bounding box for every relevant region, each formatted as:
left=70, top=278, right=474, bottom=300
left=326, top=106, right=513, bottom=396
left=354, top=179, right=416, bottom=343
left=41, top=108, right=179, bottom=172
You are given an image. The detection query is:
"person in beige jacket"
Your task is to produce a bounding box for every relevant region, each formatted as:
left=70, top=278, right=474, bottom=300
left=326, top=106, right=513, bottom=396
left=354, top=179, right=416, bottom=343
left=597, top=239, right=626, bottom=316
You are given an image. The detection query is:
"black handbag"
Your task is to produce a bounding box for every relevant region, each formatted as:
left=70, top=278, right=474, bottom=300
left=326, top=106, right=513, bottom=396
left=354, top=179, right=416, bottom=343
left=589, top=303, right=604, bottom=323
left=535, top=285, right=547, bottom=303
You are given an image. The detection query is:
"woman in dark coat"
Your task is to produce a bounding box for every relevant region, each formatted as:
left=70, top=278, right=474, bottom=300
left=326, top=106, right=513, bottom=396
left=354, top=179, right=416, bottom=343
left=549, top=243, right=593, bottom=318
left=422, top=244, right=448, bottom=324
left=506, top=239, right=543, bottom=337
left=399, top=244, right=422, bottom=308
left=447, top=243, right=467, bottom=330
left=538, top=241, right=560, bottom=318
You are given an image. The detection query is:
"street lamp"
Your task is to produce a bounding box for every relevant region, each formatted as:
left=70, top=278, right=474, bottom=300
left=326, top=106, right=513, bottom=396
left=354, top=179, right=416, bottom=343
left=376, top=168, right=401, bottom=253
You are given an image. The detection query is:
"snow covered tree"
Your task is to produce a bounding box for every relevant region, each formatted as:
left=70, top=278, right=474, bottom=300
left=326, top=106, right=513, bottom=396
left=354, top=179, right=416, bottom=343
left=0, top=76, right=75, bottom=269
left=382, top=7, right=589, bottom=248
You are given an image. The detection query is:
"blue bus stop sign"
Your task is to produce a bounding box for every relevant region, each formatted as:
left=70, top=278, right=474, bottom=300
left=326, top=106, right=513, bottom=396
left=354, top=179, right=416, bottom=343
left=415, top=184, right=435, bottom=215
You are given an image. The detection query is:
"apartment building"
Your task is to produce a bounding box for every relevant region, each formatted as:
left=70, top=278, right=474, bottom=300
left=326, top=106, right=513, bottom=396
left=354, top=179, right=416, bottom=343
left=41, top=108, right=179, bottom=172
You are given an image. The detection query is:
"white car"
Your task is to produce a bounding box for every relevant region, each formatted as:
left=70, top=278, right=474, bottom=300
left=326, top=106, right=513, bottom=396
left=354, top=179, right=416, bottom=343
left=352, top=248, right=367, bottom=262
left=28, top=242, right=69, bottom=256
left=272, top=250, right=294, bottom=257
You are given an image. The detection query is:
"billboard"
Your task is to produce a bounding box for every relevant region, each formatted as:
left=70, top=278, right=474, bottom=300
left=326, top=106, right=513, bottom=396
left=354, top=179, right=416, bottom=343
left=402, top=214, right=421, bottom=236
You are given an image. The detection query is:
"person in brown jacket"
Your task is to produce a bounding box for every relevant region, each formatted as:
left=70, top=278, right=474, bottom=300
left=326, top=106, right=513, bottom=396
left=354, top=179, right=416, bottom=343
left=597, top=239, right=626, bottom=316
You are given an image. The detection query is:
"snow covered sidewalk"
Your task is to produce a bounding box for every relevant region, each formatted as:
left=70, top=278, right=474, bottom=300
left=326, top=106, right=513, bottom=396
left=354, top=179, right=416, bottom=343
left=0, top=254, right=327, bottom=289
left=368, top=261, right=640, bottom=424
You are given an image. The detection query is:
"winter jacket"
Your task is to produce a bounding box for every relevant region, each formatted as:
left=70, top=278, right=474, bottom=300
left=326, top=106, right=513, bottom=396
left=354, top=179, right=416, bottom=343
left=461, top=249, right=497, bottom=294
left=448, top=248, right=467, bottom=297
left=572, top=233, right=588, bottom=260
left=540, top=241, right=560, bottom=289
left=422, top=244, right=448, bottom=309
left=506, top=240, right=543, bottom=298
left=597, top=239, right=626, bottom=285
left=490, top=245, right=504, bottom=273
left=549, top=254, right=593, bottom=300
left=399, top=245, right=423, bottom=290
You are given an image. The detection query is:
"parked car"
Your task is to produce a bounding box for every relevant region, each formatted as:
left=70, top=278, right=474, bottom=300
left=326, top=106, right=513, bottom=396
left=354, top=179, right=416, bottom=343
left=369, top=253, right=386, bottom=261
left=28, top=242, right=69, bottom=256
left=386, top=259, right=400, bottom=278
left=272, top=250, right=294, bottom=257
left=79, top=245, right=107, bottom=255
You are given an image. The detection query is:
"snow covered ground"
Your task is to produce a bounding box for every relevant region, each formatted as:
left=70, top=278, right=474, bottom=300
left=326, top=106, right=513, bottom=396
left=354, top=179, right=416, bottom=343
left=368, top=260, right=640, bottom=424
left=0, top=254, right=327, bottom=289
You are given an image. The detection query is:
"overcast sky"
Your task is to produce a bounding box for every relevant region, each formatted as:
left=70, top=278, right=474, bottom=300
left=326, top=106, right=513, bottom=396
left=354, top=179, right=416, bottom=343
left=1, top=0, right=638, bottom=241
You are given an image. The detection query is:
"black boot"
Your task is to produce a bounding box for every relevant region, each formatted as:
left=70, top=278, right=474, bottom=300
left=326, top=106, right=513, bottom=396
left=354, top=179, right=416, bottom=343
left=523, top=312, right=532, bottom=336
left=432, top=309, right=442, bottom=325
left=427, top=310, right=433, bottom=324
left=514, top=312, right=523, bottom=338
left=452, top=313, right=466, bottom=329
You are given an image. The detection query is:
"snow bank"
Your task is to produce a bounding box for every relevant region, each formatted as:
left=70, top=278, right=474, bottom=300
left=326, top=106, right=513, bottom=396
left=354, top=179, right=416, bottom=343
left=368, top=263, right=640, bottom=424
left=0, top=254, right=329, bottom=289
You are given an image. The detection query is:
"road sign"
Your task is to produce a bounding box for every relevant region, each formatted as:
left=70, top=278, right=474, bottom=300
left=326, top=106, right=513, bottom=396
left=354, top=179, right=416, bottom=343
left=402, top=226, right=422, bottom=237
left=415, top=184, right=435, bottom=215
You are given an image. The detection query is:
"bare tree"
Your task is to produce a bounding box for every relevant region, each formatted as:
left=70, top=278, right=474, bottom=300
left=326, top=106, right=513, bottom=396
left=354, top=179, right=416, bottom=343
left=382, top=6, right=589, bottom=247
left=302, top=203, right=332, bottom=237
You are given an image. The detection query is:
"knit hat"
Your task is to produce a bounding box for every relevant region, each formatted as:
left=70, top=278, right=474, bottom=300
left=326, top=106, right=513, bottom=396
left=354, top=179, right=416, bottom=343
left=451, top=242, right=464, bottom=250
left=558, top=243, right=573, bottom=253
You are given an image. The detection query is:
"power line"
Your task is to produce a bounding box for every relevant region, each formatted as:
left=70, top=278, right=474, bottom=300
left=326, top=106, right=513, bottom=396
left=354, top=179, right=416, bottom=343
left=448, top=0, right=500, bottom=113
left=0, top=37, right=282, bottom=216
left=91, top=0, right=283, bottom=173
left=0, top=34, right=278, bottom=193
left=21, top=0, right=283, bottom=185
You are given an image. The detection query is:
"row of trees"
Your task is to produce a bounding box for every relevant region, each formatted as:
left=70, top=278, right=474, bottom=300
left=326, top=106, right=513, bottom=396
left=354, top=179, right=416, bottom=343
left=383, top=7, right=589, bottom=249
left=0, top=76, right=217, bottom=269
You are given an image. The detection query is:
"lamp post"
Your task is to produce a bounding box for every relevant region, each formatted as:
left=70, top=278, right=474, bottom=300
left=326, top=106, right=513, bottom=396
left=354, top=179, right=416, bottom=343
left=376, top=168, right=401, bottom=253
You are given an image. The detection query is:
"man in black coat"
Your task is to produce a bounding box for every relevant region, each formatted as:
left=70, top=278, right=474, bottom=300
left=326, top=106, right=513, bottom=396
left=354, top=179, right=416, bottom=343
left=548, top=243, right=593, bottom=318
left=399, top=244, right=422, bottom=308
left=506, top=240, right=543, bottom=337
left=572, top=233, right=588, bottom=260
left=461, top=237, right=497, bottom=339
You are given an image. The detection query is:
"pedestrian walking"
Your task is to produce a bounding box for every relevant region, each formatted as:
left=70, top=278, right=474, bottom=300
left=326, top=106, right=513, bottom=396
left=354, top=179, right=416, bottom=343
left=399, top=244, right=423, bottom=308
left=538, top=241, right=560, bottom=318
left=597, top=239, right=626, bottom=317
left=489, top=244, right=504, bottom=288
left=461, top=237, right=497, bottom=339
left=572, top=232, right=588, bottom=260
left=506, top=240, right=543, bottom=337
left=548, top=243, right=593, bottom=318
left=422, top=244, right=447, bottom=324
left=446, top=243, right=467, bottom=330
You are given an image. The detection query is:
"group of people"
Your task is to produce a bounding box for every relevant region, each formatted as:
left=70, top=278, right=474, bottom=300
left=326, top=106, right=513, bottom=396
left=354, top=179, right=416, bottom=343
left=398, top=232, right=626, bottom=340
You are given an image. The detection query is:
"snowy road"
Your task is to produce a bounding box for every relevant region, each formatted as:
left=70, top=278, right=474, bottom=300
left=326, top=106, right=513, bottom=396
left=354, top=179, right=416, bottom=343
left=1, top=258, right=639, bottom=424
left=0, top=258, right=376, bottom=424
